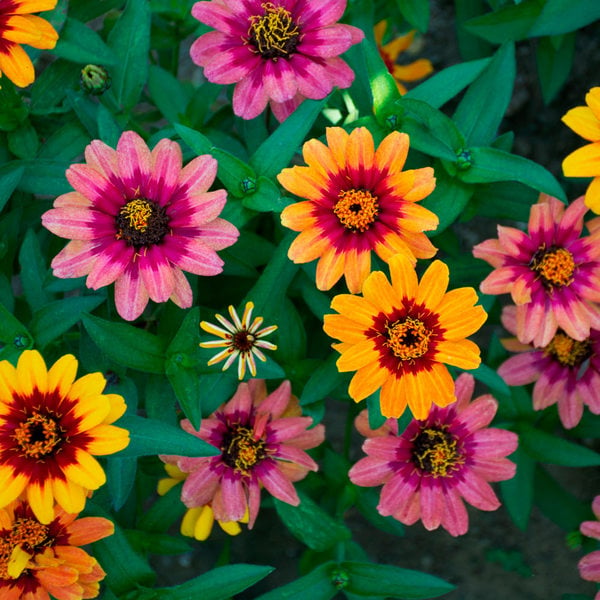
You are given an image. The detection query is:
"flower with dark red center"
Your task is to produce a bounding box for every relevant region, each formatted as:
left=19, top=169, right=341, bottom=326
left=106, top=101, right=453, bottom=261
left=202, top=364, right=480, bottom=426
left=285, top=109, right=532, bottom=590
left=160, top=379, right=325, bottom=528
left=0, top=350, right=129, bottom=524
left=349, top=374, right=518, bottom=536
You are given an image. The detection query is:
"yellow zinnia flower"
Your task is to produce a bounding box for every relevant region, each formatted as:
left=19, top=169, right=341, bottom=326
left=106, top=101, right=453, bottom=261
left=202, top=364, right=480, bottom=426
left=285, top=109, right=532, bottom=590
left=0, top=0, right=59, bottom=87
left=323, top=254, right=487, bottom=419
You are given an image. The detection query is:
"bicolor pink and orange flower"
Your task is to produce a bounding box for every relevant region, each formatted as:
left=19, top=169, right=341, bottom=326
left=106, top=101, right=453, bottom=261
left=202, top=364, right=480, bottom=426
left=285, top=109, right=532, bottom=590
left=160, top=379, right=324, bottom=528
left=0, top=350, right=129, bottom=524
left=473, top=194, right=600, bottom=347
left=498, top=306, right=600, bottom=429
left=42, top=131, right=239, bottom=321
left=375, top=20, right=433, bottom=95
left=348, top=374, right=518, bottom=537
left=323, top=254, right=486, bottom=419
left=0, top=500, right=113, bottom=600
left=190, top=0, right=364, bottom=121
left=579, top=495, right=600, bottom=599
left=279, top=127, right=438, bottom=293
left=0, top=0, right=58, bottom=87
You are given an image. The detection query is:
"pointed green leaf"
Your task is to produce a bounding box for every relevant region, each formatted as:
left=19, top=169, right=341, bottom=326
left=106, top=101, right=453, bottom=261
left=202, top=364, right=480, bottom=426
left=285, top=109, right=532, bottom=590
left=255, top=563, right=338, bottom=600
left=396, top=0, right=430, bottom=32
left=500, top=445, right=535, bottom=531
left=0, top=163, right=24, bottom=215
left=536, top=33, right=575, bottom=104
left=53, top=17, right=117, bottom=65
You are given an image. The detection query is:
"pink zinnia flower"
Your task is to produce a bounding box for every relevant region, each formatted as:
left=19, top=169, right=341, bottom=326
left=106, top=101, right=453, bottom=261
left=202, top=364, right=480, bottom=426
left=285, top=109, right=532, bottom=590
left=42, top=131, right=239, bottom=321
left=190, top=0, right=364, bottom=121
left=498, top=306, right=600, bottom=429
left=579, top=495, right=600, bottom=599
left=161, top=379, right=325, bottom=528
left=348, top=373, right=518, bottom=537
left=473, top=194, right=600, bottom=347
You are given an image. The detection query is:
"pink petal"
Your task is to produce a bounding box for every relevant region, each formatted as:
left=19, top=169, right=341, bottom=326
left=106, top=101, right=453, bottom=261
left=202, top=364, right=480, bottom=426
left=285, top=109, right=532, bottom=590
left=258, top=461, right=299, bottom=505
left=453, top=373, right=475, bottom=410
left=455, top=397, right=498, bottom=432
left=191, top=1, right=242, bottom=34
left=262, top=59, right=298, bottom=103
left=454, top=475, right=500, bottom=511
left=86, top=241, right=132, bottom=289
left=181, top=462, right=220, bottom=507
left=300, top=0, right=348, bottom=28
left=579, top=550, right=600, bottom=582
left=218, top=473, right=247, bottom=521
left=361, top=437, right=402, bottom=461
left=270, top=93, right=303, bottom=122
left=290, top=54, right=336, bottom=99
left=470, top=429, right=519, bottom=459
left=420, top=480, right=444, bottom=531
left=258, top=380, right=291, bottom=418
left=471, top=457, right=516, bottom=482
left=392, top=487, right=421, bottom=526
left=150, top=138, right=183, bottom=206
left=497, top=353, right=541, bottom=386
left=472, top=238, right=508, bottom=268
left=163, top=237, right=224, bottom=276
left=268, top=417, right=314, bottom=443
left=53, top=191, right=92, bottom=208
left=348, top=456, right=394, bottom=487
left=50, top=241, right=97, bottom=279
left=379, top=472, right=418, bottom=517
left=175, top=154, right=218, bottom=197
left=41, top=207, right=100, bottom=240
left=170, top=268, right=193, bottom=309
left=169, top=191, right=227, bottom=228
left=114, top=265, right=150, bottom=321
left=581, top=521, right=600, bottom=540
left=300, top=25, right=356, bottom=58
left=274, top=445, right=318, bottom=471
left=440, top=487, right=469, bottom=536
left=84, top=139, right=121, bottom=200
left=200, top=39, right=257, bottom=84
left=232, top=67, right=270, bottom=119
left=283, top=424, right=325, bottom=450
left=222, top=382, right=252, bottom=419
left=116, top=131, right=152, bottom=194
left=66, top=164, right=122, bottom=207
left=557, top=393, right=584, bottom=429
left=479, top=267, right=524, bottom=296
left=197, top=218, right=240, bottom=251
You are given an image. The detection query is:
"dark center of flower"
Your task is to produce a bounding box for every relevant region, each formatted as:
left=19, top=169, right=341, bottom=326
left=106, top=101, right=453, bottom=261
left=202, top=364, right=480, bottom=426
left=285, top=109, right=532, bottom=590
left=247, top=2, right=300, bottom=60
left=386, top=316, right=431, bottom=360
left=115, top=198, right=169, bottom=248
left=0, top=516, right=50, bottom=579
left=13, top=413, right=63, bottom=459
left=334, top=189, right=380, bottom=232
left=530, top=245, right=575, bottom=288
left=411, top=426, right=463, bottom=477
left=221, top=425, right=266, bottom=475
left=11, top=519, right=49, bottom=550
left=231, top=330, right=256, bottom=353
left=544, top=331, right=592, bottom=367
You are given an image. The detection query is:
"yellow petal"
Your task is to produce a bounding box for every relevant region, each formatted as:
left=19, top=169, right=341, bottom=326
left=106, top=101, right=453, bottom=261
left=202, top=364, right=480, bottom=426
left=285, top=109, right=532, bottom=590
left=389, top=254, right=418, bottom=299
left=47, top=354, right=78, bottom=400
left=219, top=520, right=242, bottom=536
left=343, top=248, right=371, bottom=295
left=562, top=143, right=600, bottom=177
left=277, top=166, right=327, bottom=201
left=84, top=424, right=130, bottom=455
left=347, top=127, right=375, bottom=175
left=434, top=339, right=481, bottom=370
left=12, top=1, right=58, bottom=14
left=52, top=478, right=86, bottom=515
left=63, top=450, right=106, bottom=490
left=68, top=372, right=107, bottom=400
left=104, top=393, right=127, bottom=423
left=586, top=87, right=600, bottom=122
left=0, top=469, right=28, bottom=508
left=0, top=41, right=34, bottom=87
left=584, top=176, right=600, bottom=215
left=362, top=270, right=401, bottom=314
left=27, top=480, right=54, bottom=524
left=17, top=349, right=48, bottom=395
left=562, top=106, right=600, bottom=142
left=416, top=260, right=449, bottom=309
left=374, top=131, right=409, bottom=175
left=7, top=546, right=32, bottom=579
left=73, top=395, right=111, bottom=432
left=328, top=294, right=378, bottom=327
left=404, top=371, right=431, bottom=420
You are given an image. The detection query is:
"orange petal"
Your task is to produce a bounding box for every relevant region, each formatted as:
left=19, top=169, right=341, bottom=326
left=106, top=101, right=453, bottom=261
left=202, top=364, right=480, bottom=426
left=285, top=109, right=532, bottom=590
left=389, top=254, right=419, bottom=298
left=417, top=260, right=449, bottom=309
left=0, top=42, right=34, bottom=87
left=280, top=200, right=318, bottom=231
left=315, top=247, right=346, bottom=291
left=375, top=131, right=409, bottom=174
left=348, top=360, right=389, bottom=402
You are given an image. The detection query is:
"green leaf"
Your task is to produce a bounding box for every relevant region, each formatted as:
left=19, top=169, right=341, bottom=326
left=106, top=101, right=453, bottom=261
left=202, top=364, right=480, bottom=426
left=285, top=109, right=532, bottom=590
left=0, top=302, right=33, bottom=362
left=116, top=414, right=219, bottom=457
left=459, top=146, right=566, bottom=200
left=355, top=487, right=405, bottom=538
left=249, top=97, right=327, bottom=178
left=470, top=362, right=510, bottom=397
left=82, top=314, right=166, bottom=373
left=107, top=0, right=151, bottom=112
left=519, top=423, right=600, bottom=466
left=18, top=159, right=71, bottom=195
left=343, top=561, right=455, bottom=598
left=175, top=123, right=256, bottom=198
left=106, top=455, right=137, bottom=511
left=0, top=163, right=24, bottom=215
left=396, top=0, right=430, bottom=32
left=137, top=485, right=185, bottom=534
left=97, top=104, right=122, bottom=147
left=300, top=353, right=348, bottom=406
left=30, top=296, right=105, bottom=348
left=149, top=65, right=190, bottom=124
left=37, top=121, right=89, bottom=161
left=7, top=121, right=39, bottom=159
left=453, top=43, right=516, bottom=146
left=242, top=176, right=292, bottom=212
left=536, top=33, right=575, bottom=104
left=529, top=0, right=600, bottom=36
left=500, top=445, right=535, bottom=530
left=30, top=59, right=78, bottom=115
left=53, top=17, right=117, bottom=65
left=143, top=564, right=275, bottom=600
left=274, top=493, right=351, bottom=552
left=255, top=562, right=338, bottom=600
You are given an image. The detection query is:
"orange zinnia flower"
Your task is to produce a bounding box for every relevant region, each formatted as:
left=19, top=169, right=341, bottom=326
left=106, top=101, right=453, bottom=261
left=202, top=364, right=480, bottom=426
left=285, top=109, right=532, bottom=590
left=323, top=254, right=487, bottom=419
left=375, top=20, right=433, bottom=94
left=279, top=127, right=438, bottom=294
left=0, top=500, right=113, bottom=600
left=0, top=0, right=59, bottom=87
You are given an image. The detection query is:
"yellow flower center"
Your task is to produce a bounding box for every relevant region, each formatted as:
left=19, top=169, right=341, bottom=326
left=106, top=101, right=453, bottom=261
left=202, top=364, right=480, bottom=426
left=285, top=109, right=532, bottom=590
left=386, top=317, right=431, bottom=360
left=115, top=198, right=169, bottom=248
left=221, top=425, right=266, bottom=475
left=544, top=331, right=592, bottom=367
left=530, top=246, right=575, bottom=288
left=411, top=427, right=463, bottom=477
left=0, top=517, right=49, bottom=579
left=247, top=2, right=300, bottom=60
left=13, top=413, right=63, bottom=459
left=334, top=189, right=380, bottom=232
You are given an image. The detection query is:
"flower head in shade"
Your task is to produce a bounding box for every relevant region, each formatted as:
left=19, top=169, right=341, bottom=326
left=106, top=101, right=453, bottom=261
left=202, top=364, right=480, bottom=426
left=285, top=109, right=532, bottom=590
left=42, top=131, right=239, bottom=321
left=473, top=194, right=600, bottom=348
left=497, top=306, right=600, bottom=429
left=0, top=350, right=129, bottom=524
left=279, top=127, right=438, bottom=293
left=190, top=0, right=364, bottom=121
left=579, top=495, right=600, bottom=598
left=0, top=0, right=58, bottom=87
left=200, top=302, right=277, bottom=380
left=348, top=373, right=518, bottom=537
left=374, top=20, right=433, bottom=95
left=0, top=500, right=113, bottom=600
left=562, top=87, right=600, bottom=214
left=323, top=254, right=486, bottom=419
left=161, top=379, right=325, bottom=528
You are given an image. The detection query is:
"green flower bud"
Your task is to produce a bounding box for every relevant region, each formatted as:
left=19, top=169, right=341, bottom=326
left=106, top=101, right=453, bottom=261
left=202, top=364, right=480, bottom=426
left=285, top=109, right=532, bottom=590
left=80, top=65, right=112, bottom=96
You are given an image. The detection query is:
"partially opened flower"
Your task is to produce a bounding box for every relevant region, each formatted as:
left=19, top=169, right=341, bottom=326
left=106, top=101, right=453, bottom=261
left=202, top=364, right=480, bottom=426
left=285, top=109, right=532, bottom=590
left=0, top=0, right=58, bottom=87
left=190, top=0, right=364, bottom=121
left=200, top=301, right=277, bottom=379
left=42, top=131, right=239, bottom=321
left=562, top=87, right=600, bottom=214
left=0, top=500, right=113, bottom=600
left=579, top=495, right=600, bottom=599
left=473, top=194, right=600, bottom=347
left=279, top=127, right=438, bottom=293
left=323, top=254, right=486, bottom=419
left=0, top=350, right=129, bottom=524
left=375, top=20, right=433, bottom=94
left=498, top=306, right=600, bottom=429
left=161, top=379, right=325, bottom=528
left=349, top=374, right=518, bottom=537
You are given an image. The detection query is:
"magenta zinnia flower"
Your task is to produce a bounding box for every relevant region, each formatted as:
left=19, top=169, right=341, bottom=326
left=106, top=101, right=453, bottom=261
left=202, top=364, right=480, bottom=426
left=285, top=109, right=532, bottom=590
left=498, top=306, right=600, bottom=429
left=190, top=0, right=364, bottom=121
left=473, top=194, right=600, bottom=347
left=161, top=379, right=325, bottom=528
left=348, top=373, right=518, bottom=537
left=579, top=495, right=600, bottom=599
left=42, top=131, right=239, bottom=321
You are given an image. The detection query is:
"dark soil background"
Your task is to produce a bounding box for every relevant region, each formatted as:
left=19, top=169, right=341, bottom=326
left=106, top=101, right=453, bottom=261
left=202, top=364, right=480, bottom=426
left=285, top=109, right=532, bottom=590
left=152, top=2, right=600, bottom=599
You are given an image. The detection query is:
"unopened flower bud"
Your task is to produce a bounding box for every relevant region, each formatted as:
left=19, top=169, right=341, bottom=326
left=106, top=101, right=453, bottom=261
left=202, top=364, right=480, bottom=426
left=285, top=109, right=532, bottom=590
left=80, top=64, right=111, bottom=95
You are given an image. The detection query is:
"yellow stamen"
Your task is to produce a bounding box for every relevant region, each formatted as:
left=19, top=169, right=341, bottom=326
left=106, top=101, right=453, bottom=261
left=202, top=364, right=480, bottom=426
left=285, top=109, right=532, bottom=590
left=334, top=189, right=379, bottom=232
left=386, top=316, right=431, bottom=360
left=411, top=427, right=463, bottom=477
left=13, top=413, right=62, bottom=459
left=531, top=246, right=575, bottom=287
left=118, top=199, right=153, bottom=232
left=222, top=425, right=266, bottom=475
left=247, top=2, right=300, bottom=59
left=544, top=332, right=592, bottom=367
